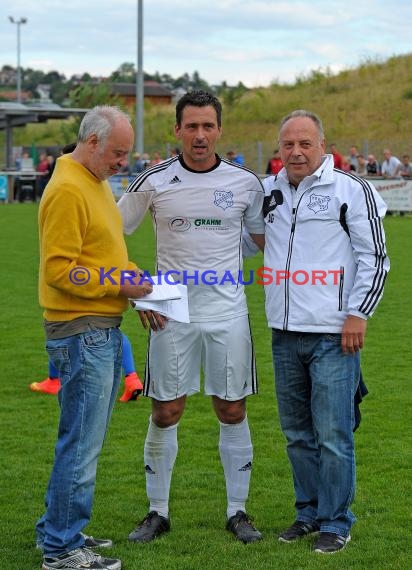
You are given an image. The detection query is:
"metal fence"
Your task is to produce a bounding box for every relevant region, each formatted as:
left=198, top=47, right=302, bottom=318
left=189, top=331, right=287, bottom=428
left=4, top=138, right=412, bottom=178
left=148, top=138, right=412, bottom=177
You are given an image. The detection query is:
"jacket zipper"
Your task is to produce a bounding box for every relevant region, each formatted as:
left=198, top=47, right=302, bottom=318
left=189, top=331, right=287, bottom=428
left=282, top=208, right=294, bottom=329
left=282, top=191, right=309, bottom=330
left=338, top=265, right=344, bottom=311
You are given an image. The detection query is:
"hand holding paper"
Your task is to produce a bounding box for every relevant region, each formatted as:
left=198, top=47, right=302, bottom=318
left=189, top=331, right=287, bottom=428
left=129, top=276, right=190, bottom=323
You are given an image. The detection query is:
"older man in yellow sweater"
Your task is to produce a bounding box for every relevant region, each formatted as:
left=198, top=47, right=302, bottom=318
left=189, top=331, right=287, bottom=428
left=36, top=106, right=152, bottom=570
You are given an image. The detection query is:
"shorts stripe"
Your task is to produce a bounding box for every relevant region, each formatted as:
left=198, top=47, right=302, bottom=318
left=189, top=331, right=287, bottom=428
left=143, top=331, right=152, bottom=397
left=248, top=315, right=258, bottom=395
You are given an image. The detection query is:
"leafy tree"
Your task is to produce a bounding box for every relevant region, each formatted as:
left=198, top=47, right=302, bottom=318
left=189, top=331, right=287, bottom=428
left=109, top=62, right=136, bottom=83
left=174, top=72, right=191, bottom=90
left=190, top=70, right=210, bottom=91
left=80, top=72, right=92, bottom=82
left=22, top=68, right=46, bottom=96
left=50, top=80, right=74, bottom=105
left=43, top=70, right=66, bottom=84
left=1, top=60, right=228, bottom=113
left=68, top=82, right=121, bottom=109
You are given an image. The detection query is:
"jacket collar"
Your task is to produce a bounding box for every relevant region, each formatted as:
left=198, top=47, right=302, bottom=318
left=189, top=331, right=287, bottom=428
left=276, top=154, right=334, bottom=191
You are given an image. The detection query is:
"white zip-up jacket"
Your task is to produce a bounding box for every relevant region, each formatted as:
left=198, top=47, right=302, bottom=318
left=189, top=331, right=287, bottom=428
left=262, top=154, right=389, bottom=333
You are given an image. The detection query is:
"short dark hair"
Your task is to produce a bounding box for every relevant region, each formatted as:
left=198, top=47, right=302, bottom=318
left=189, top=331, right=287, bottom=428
left=175, top=90, right=222, bottom=127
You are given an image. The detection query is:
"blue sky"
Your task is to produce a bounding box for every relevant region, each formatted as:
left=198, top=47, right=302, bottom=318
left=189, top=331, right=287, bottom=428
left=2, top=0, right=412, bottom=87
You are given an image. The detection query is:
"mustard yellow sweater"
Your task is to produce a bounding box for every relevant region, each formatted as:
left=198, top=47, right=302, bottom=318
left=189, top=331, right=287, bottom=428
left=38, top=154, right=137, bottom=321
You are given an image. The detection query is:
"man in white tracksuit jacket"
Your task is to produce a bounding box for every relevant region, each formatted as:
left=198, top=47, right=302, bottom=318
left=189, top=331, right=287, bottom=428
left=263, top=110, right=389, bottom=554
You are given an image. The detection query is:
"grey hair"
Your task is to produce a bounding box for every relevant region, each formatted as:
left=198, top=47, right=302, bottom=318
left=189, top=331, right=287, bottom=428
left=77, top=105, right=131, bottom=146
left=279, top=109, right=325, bottom=140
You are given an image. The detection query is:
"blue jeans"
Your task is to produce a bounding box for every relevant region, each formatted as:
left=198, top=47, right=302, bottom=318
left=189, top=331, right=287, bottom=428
left=272, top=330, right=359, bottom=537
left=36, top=326, right=122, bottom=557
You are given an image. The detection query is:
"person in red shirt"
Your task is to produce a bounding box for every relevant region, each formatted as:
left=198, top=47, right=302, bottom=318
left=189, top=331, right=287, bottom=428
left=330, top=143, right=344, bottom=169
left=36, top=152, right=51, bottom=197
left=266, top=148, right=283, bottom=174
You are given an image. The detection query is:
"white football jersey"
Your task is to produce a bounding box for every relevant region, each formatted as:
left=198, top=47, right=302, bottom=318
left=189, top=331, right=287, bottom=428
left=118, top=155, right=264, bottom=322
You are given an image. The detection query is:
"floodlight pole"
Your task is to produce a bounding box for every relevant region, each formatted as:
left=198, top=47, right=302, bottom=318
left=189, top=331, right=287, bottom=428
left=9, top=16, right=27, bottom=104
left=136, top=0, right=144, bottom=153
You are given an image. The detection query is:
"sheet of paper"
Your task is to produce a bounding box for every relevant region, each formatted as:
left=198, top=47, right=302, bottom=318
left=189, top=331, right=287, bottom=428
left=129, top=274, right=182, bottom=301
left=131, top=283, right=190, bottom=323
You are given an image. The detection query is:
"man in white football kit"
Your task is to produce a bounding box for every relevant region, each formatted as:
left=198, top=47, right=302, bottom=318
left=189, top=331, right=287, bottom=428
left=118, top=91, right=265, bottom=543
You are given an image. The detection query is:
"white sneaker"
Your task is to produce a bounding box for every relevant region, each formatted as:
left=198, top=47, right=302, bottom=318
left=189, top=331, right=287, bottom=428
left=42, top=546, right=121, bottom=569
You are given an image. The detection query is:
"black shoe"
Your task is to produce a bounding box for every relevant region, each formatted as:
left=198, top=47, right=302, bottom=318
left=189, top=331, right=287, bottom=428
left=128, top=511, right=171, bottom=543
left=226, top=511, right=262, bottom=544
left=279, top=520, right=319, bottom=543
left=314, top=532, right=351, bottom=553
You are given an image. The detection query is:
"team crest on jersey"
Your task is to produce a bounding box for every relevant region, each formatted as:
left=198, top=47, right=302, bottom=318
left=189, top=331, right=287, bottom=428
left=307, top=193, right=330, bottom=214
left=214, top=189, right=233, bottom=210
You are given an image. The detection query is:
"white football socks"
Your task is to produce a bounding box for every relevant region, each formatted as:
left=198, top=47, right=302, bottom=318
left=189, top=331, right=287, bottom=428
left=144, top=416, right=178, bottom=519
left=219, top=416, right=253, bottom=519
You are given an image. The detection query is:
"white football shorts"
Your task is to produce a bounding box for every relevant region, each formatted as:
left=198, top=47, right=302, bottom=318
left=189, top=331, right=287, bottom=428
left=143, top=314, right=258, bottom=401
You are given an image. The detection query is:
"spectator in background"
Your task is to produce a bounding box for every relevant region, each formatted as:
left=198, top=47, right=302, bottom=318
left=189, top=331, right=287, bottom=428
left=236, top=152, right=245, bottom=166
left=37, top=152, right=51, bottom=197
left=132, top=152, right=145, bottom=174
left=46, top=154, right=56, bottom=178
left=381, top=148, right=402, bottom=178
left=149, top=151, right=163, bottom=166
left=14, top=151, right=32, bottom=201
left=226, top=149, right=245, bottom=166
left=348, top=146, right=359, bottom=171
left=15, top=150, right=30, bottom=170
left=340, top=157, right=352, bottom=172
left=366, top=154, right=380, bottom=177
left=330, top=144, right=344, bottom=169
left=169, top=147, right=180, bottom=158
left=356, top=154, right=368, bottom=177
left=399, top=154, right=412, bottom=178
left=141, top=153, right=151, bottom=169
left=266, top=148, right=283, bottom=175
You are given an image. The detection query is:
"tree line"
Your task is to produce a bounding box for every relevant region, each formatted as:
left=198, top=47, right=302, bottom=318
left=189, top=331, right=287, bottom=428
left=0, top=62, right=249, bottom=105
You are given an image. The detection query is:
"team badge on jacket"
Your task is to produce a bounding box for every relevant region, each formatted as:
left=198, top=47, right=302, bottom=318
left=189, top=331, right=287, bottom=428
left=307, top=193, right=331, bottom=214
left=214, top=190, right=234, bottom=210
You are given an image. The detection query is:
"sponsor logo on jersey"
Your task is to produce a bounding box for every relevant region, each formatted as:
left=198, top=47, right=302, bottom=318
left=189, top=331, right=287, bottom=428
left=214, top=189, right=234, bottom=210
left=168, top=217, right=229, bottom=232
left=168, top=217, right=191, bottom=231
left=169, top=175, right=182, bottom=184
left=194, top=218, right=222, bottom=227
left=307, top=193, right=331, bottom=214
